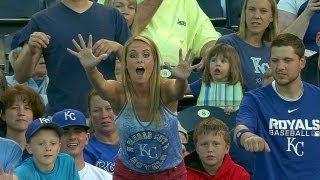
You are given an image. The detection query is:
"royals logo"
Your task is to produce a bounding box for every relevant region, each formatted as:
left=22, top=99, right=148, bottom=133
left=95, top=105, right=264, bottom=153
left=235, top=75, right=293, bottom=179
left=286, top=137, right=304, bottom=156
left=269, top=118, right=320, bottom=157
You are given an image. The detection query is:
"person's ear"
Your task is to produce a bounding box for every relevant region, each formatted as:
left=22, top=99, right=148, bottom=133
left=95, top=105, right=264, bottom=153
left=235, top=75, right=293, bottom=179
left=85, top=133, right=90, bottom=145
left=300, top=57, right=306, bottom=69
left=26, top=143, right=33, bottom=154
left=57, top=142, right=61, bottom=152
left=225, top=143, right=230, bottom=154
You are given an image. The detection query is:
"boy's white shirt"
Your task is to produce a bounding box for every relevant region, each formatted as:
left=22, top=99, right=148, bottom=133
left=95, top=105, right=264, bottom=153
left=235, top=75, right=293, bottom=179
left=79, top=162, right=112, bottom=180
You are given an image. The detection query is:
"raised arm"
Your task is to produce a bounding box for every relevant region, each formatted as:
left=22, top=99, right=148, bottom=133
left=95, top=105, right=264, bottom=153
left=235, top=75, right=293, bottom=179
left=131, top=0, right=162, bottom=35
left=68, top=34, right=124, bottom=108
left=282, top=0, right=320, bottom=39
left=278, top=10, right=298, bottom=31
left=14, top=32, right=49, bottom=83
left=162, top=49, right=198, bottom=103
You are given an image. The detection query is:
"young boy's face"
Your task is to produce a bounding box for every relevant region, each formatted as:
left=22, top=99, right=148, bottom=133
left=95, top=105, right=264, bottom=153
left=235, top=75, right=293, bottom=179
left=61, top=126, right=89, bottom=157
left=196, top=132, right=229, bottom=170
left=27, top=129, right=61, bottom=171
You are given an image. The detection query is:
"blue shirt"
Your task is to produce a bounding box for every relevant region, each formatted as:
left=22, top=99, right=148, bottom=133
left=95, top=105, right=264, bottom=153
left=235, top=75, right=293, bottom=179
left=0, top=137, right=22, bottom=173
left=18, top=2, right=131, bottom=116
left=84, top=135, right=119, bottom=173
left=217, top=34, right=270, bottom=91
left=15, top=153, right=80, bottom=180
left=115, top=103, right=183, bottom=173
left=189, top=79, right=202, bottom=99
left=237, top=82, right=320, bottom=180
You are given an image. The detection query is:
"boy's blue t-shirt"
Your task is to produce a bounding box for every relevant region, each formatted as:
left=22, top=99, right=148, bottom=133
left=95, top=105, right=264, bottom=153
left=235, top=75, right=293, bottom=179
left=84, top=134, right=119, bottom=173
left=237, top=82, right=320, bottom=180
left=18, top=2, right=131, bottom=116
left=15, top=153, right=80, bottom=180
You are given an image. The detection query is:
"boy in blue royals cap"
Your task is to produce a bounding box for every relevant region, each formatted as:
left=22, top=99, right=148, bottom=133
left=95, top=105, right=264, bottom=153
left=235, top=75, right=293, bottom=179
left=52, top=109, right=112, bottom=180
left=14, top=118, right=80, bottom=180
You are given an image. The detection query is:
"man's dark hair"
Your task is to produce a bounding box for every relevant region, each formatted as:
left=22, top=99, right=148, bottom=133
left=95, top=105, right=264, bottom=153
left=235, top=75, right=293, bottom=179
left=271, top=33, right=305, bottom=58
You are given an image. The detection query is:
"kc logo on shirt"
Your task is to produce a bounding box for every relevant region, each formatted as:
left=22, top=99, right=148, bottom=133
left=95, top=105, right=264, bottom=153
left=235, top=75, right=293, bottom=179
left=126, top=131, right=169, bottom=171
left=269, top=118, right=320, bottom=157
left=286, top=137, right=304, bottom=156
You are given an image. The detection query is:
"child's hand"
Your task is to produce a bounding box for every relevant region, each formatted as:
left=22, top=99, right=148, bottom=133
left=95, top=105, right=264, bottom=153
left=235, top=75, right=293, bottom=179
left=224, top=107, right=234, bottom=115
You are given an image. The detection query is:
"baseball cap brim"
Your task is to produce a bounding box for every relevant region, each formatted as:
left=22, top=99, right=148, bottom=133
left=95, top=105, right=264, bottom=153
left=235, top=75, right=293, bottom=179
left=26, top=123, right=63, bottom=142
left=61, top=124, right=90, bottom=131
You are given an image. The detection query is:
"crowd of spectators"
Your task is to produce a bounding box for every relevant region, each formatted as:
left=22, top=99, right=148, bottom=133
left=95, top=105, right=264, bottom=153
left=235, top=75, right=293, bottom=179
left=1, top=0, right=320, bottom=179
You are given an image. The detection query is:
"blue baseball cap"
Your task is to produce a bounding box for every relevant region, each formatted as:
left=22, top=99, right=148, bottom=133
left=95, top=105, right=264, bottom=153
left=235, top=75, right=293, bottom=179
left=52, top=109, right=89, bottom=130
left=26, top=118, right=63, bottom=142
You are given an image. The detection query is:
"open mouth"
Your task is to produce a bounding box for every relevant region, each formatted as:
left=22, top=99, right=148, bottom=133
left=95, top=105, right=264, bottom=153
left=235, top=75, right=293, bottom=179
left=101, top=121, right=111, bottom=126
left=206, top=155, right=215, bottom=160
left=44, top=155, right=53, bottom=158
left=67, top=143, right=78, bottom=147
left=136, top=67, right=145, bottom=76
left=214, top=68, right=221, bottom=73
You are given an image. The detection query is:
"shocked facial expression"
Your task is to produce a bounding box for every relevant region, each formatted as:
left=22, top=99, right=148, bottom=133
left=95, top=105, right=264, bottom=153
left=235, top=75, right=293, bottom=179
left=27, top=129, right=61, bottom=172
left=245, top=0, right=273, bottom=36
left=196, top=132, right=229, bottom=170
left=89, top=95, right=116, bottom=134
left=209, top=55, right=230, bottom=83
left=126, top=40, right=155, bottom=84
left=3, top=97, right=34, bottom=132
left=113, top=0, right=136, bottom=27
left=61, top=126, right=89, bottom=157
left=270, top=46, right=305, bottom=86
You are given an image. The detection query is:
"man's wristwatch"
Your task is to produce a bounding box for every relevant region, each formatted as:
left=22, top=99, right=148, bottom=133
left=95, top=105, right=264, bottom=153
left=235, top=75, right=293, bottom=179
left=236, top=129, right=251, bottom=147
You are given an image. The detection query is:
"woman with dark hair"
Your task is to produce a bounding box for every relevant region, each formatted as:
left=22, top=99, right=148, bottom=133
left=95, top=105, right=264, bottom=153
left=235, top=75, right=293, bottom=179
left=84, top=90, right=119, bottom=174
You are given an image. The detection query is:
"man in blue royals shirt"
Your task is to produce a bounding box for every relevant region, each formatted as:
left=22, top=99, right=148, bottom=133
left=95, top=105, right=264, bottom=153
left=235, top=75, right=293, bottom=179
left=235, top=33, right=320, bottom=180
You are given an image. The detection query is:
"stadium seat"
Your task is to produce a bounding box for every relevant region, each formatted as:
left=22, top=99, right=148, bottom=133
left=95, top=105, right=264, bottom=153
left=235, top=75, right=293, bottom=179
left=215, top=26, right=235, bottom=36
left=178, top=106, right=237, bottom=133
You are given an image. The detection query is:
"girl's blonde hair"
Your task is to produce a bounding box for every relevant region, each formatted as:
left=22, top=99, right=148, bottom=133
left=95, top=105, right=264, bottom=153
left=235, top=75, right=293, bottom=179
left=202, top=43, right=243, bottom=85
left=238, top=0, right=279, bottom=42
left=120, top=35, right=161, bottom=125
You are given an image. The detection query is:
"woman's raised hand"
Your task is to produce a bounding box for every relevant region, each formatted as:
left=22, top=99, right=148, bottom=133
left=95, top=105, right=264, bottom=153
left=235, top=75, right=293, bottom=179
left=165, top=49, right=199, bottom=80
left=67, top=34, right=109, bottom=70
